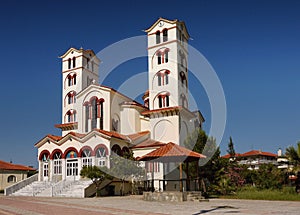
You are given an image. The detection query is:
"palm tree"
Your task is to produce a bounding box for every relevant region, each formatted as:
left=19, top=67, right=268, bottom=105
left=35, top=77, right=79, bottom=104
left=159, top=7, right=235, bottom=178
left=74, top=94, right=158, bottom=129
left=286, top=141, right=300, bottom=166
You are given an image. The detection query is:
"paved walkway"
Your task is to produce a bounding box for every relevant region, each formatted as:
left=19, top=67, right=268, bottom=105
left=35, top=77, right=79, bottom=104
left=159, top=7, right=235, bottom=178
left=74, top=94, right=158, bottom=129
left=0, top=195, right=299, bottom=215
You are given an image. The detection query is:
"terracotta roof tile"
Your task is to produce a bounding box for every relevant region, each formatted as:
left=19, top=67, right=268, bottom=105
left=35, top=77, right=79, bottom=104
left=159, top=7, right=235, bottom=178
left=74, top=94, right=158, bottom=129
left=0, top=160, right=35, bottom=171
left=222, top=150, right=277, bottom=158
left=130, top=139, right=165, bottom=149
left=127, top=131, right=150, bottom=141
left=137, top=142, right=206, bottom=162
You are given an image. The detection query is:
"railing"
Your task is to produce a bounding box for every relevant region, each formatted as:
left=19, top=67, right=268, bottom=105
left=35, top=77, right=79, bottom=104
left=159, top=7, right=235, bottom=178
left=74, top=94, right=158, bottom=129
left=5, top=174, right=38, bottom=196
left=144, top=178, right=204, bottom=192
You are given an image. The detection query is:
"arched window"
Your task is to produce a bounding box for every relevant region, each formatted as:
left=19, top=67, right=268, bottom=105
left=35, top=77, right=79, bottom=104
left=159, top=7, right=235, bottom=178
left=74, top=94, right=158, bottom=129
left=158, top=95, right=163, bottom=108
left=65, top=110, right=77, bottom=123
left=158, top=73, right=162, bottom=86
left=95, top=145, right=108, bottom=167
left=82, top=148, right=92, bottom=167
left=7, top=175, right=16, bottom=183
left=180, top=94, right=188, bottom=108
left=91, top=98, right=97, bottom=129
left=68, top=76, right=72, bottom=86
left=157, top=52, right=162, bottom=65
left=86, top=58, right=90, bottom=69
left=111, top=144, right=122, bottom=156
left=156, top=31, right=160, bottom=44
left=68, top=58, right=71, bottom=69
left=112, top=118, right=119, bottom=132
left=165, top=50, right=169, bottom=63
left=157, top=93, right=170, bottom=108
left=162, top=29, right=168, bottom=42
left=180, top=71, right=187, bottom=88
left=72, top=57, right=76, bottom=68
left=122, top=147, right=130, bottom=157
left=73, top=74, right=76, bottom=85
left=84, top=103, right=89, bottom=132
left=165, top=70, right=169, bottom=85
left=53, top=152, right=62, bottom=175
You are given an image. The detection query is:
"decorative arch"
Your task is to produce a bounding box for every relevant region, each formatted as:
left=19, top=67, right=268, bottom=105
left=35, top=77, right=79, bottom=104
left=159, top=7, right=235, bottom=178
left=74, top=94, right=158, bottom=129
left=152, top=69, right=171, bottom=88
left=111, top=144, right=122, bottom=156
left=94, top=144, right=109, bottom=156
left=64, top=91, right=76, bottom=106
left=39, top=150, right=50, bottom=161
left=50, top=149, right=63, bottom=159
left=153, top=91, right=170, bottom=109
left=151, top=47, right=171, bottom=68
left=122, top=146, right=130, bottom=157
left=62, top=147, right=79, bottom=159
left=7, top=175, right=16, bottom=183
left=65, top=73, right=77, bottom=88
left=153, top=119, right=175, bottom=142
left=65, top=109, right=77, bottom=123
left=112, top=113, right=120, bottom=132
left=79, top=146, right=94, bottom=157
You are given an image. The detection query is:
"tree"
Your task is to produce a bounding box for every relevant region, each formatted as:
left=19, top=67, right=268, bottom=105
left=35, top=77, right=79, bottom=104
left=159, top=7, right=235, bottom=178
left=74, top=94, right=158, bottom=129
left=108, top=150, right=144, bottom=195
left=286, top=141, right=300, bottom=166
left=80, top=165, right=112, bottom=197
left=184, top=128, right=223, bottom=194
left=227, top=136, right=236, bottom=158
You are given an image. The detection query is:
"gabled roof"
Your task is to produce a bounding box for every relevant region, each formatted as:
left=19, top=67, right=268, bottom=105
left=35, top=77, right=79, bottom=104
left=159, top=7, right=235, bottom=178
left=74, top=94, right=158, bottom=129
left=0, top=160, right=35, bottom=171
left=241, top=150, right=277, bottom=157
left=59, top=47, right=97, bottom=59
left=127, top=131, right=150, bottom=142
left=35, top=129, right=150, bottom=148
left=144, top=17, right=190, bottom=38
left=222, top=150, right=277, bottom=158
left=137, top=142, right=206, bottom=162
left=130, top=139, right=165, bottom=149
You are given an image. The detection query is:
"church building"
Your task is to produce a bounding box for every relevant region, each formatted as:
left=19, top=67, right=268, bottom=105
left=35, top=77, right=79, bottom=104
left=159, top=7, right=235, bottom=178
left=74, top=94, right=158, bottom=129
left=34, top=18, right=204, bottom=193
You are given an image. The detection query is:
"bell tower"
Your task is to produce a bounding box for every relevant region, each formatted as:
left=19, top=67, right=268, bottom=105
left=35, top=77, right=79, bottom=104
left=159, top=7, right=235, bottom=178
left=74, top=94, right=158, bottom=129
left=145, top=18, right=191, bottom=145
left=57, top=47, right=100, bottom=135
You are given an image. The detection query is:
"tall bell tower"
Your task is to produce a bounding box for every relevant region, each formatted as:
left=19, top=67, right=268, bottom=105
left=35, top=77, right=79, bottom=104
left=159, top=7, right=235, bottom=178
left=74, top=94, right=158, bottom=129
left=145, top=18, right=192, bottom=145
left=57, top=48, right=100, bottom=135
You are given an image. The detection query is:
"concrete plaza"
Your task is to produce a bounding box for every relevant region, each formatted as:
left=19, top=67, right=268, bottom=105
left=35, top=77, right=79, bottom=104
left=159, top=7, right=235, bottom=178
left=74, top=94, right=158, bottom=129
left=0, top=195, right=299, bottom=215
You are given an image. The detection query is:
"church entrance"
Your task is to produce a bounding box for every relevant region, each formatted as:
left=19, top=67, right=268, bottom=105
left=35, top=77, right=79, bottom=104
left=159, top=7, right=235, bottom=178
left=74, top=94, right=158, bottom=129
left=66, top=159, right=79, bottom=180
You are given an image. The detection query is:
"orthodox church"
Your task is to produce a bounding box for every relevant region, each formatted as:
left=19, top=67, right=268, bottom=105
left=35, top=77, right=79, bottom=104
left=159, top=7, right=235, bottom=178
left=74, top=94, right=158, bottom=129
left=34, top=18, right=204, bottom=192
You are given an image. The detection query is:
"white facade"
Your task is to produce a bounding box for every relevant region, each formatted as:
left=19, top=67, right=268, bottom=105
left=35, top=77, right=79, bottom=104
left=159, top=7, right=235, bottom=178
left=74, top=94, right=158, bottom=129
left=35, top=18, right=204, bottom=191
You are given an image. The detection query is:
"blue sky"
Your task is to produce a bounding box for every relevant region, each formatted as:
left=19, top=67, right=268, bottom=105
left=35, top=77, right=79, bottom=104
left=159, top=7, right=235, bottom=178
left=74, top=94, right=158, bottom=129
left=0, top=0, right=300, bottom=167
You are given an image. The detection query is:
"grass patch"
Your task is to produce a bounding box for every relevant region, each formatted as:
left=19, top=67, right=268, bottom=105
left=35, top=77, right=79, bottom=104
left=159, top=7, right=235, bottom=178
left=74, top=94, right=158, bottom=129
left=221, top=186, right=300, bottom=201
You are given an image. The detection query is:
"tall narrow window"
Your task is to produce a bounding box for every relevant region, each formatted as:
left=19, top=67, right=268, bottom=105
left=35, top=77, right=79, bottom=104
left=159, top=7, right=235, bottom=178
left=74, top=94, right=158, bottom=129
left=68, top=58, right=71, bottom=69
left=165, top=95, right=169, bottom=107
left=165, top=72, right=169, bottom=85
left=157, top=53, right=161, bottom=65
left=86, top=58, right=90, bottom=69
left=100, top=101, right=104, bottom=130
left=158, top=74, right=162, bottom=86
left=72, top=57, right=76, bottom=68
left=163, top=29, right=168, bottom=42
left=91, top=99, right=97, bottom=129
left=156, top=31, right=160, bottom=44
left=73, top=75, right=76, bottom=85
left=165, top=50, right=168, bottom=63
left=68, top=76, right=72, bottom=86
left=85, top=104, right=89, bottom=132
left=158, top=96, right=162, bottom=108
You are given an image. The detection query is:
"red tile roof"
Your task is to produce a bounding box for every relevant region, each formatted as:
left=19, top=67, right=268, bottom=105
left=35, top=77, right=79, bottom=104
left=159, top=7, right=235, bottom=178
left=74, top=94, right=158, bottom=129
left=127, top=131, right=150, bottom=141
left=46, top=134, right=62, bottom=141
left=131, top=139, right=165, bottom=149
left=142, top=106, right=182, bottom=116
left=241, top=150, right=277, bottom=157
left=222, top=150, right=277, bottom=158
left=137, top=142, right=206, bottom=162
left=54, top=122, right=78, bottom=129
left=0, top=160, right=35, bottom=171
left=93, top=129, right=128, bottom=141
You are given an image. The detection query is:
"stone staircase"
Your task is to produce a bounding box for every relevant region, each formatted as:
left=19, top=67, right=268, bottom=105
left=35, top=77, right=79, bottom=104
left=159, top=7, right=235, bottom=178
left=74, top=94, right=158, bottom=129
left=11, top=181, right=53, bottom=197
left=186, top=191, right=209, bottom=202
left=54, top=180, right=92, bottom=198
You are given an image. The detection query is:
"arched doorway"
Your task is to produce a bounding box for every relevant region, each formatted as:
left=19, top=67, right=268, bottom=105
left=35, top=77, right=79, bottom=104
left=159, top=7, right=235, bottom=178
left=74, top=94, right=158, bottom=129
left=64, top=148, right=79, bottom=180
left=39, top=150, right=50, bottom=181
